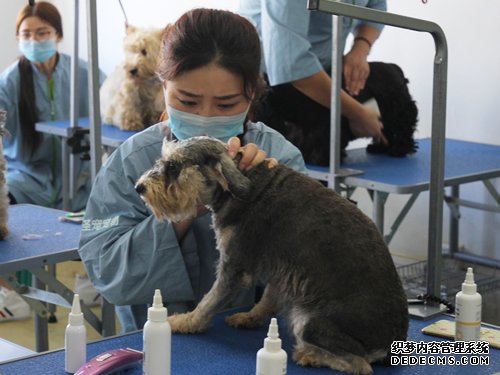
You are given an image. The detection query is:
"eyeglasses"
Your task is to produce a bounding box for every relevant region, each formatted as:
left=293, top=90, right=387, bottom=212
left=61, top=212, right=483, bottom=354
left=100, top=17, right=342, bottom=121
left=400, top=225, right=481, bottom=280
left=19, top=29, right=54, bottom=41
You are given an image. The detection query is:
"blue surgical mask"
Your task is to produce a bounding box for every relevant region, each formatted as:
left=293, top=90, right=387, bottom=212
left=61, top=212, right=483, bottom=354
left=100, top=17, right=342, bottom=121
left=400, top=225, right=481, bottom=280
left=19, top=39, right=57, bottom=63
left=167, top=105, right=247, bottom=142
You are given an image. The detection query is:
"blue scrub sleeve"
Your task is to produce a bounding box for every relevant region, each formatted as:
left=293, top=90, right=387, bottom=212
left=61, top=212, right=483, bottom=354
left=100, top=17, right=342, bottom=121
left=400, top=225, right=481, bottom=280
left=78, top=155, right=196, bottom=306
left=261, top=0, right=324, bottom=85
left=353, top=0, right=387, bottom=33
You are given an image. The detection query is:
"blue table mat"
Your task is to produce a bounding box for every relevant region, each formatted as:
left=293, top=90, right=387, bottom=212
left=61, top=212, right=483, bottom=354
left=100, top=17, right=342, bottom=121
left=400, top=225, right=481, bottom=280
left=0, top=311, right=497, bottom=374
left=0, top=205, right=81, bottom=271
left=308, top=138, right=500, bottom=192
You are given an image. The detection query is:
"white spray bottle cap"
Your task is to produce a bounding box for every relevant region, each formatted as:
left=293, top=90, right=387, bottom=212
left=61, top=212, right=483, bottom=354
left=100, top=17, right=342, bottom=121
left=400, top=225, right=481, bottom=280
left=148, top=289, right=167, bottom=321
left=461, top=267, right=477, bottom=295
left=263, top=318, right=282, bottom=352
left=68, top=294, right=84, bottom=325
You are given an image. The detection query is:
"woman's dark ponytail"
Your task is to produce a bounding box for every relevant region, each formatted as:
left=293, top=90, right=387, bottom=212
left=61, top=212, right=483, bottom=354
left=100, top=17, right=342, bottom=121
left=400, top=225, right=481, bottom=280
left=18, top=56, right=42, bottom=156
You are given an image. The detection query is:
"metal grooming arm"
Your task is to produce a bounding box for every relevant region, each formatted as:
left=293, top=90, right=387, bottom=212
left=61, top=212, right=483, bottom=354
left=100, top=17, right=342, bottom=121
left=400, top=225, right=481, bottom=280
left=86, top=0, right=102, bottom=180
left=307, top=0, right=448, bottom=317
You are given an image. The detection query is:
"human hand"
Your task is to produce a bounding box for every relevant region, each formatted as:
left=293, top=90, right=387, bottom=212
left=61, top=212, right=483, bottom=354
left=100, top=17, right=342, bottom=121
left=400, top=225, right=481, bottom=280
left=348, top=107, right=388, bottom=145
left=343, top=48, right=370, bottom=96
left=227, top=137, right=278, bottom=170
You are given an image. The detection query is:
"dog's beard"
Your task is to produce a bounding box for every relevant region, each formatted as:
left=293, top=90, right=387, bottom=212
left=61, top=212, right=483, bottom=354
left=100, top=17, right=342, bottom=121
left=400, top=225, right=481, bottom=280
left=142, top=185, right=199, bottom=223
left=139, top=169, right=206, bottom=223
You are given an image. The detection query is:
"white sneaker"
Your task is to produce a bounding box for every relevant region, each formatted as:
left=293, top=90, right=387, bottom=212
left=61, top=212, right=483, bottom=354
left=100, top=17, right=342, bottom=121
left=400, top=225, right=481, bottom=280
left=0, top=287, right=31, bottom=322
left=74, top=273, right=102, bottom=307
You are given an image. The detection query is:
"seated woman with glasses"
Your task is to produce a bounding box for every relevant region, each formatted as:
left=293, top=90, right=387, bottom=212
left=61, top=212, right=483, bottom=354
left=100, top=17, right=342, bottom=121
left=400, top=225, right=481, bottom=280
left=0, top=1, right=105, bottom=324
left=0, top=1, right=101, bottom=211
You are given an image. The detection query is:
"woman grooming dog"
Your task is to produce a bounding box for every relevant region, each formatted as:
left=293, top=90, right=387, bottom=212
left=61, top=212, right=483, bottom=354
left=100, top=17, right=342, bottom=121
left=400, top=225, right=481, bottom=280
left=78, top=8, right=305, bottom=332
left=81, top=11, right=408, bottom=373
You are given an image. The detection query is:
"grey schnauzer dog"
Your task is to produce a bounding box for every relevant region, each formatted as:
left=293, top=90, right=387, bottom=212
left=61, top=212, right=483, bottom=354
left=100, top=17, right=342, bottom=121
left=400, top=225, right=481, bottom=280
left=136, top=136, right=408, bottom=375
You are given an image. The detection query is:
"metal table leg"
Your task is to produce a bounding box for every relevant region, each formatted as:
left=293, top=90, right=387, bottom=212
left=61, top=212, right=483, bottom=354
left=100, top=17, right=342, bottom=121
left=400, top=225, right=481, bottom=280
left=32, top=270, right=48, bottom=352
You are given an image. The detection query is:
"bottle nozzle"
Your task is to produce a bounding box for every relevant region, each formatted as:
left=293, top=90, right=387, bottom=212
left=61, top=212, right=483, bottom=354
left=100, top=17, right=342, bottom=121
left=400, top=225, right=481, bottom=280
left=153, top=289, right=163, bottom=308
left=71, top=294, right=82, bottom=315
left=148, top=289, right=167, bottom=321
left=267, top=317, right=279, bottom=339
left=461, top=267, right=477, bottom=294
left=68, top=293, right=84, bottom=325
left=465, top=267, right=475, bottom=284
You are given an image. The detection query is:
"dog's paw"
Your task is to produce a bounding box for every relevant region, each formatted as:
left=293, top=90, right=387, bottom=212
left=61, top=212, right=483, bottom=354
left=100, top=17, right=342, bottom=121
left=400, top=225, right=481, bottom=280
left=293, top=349, right=324, bottom=368
left=0, top=225, right=8, bottom=240
left=293, top=348, right=373, bottom=375
left=225, top=312, right=265, bottom=329
left=168, top=312, right=209, bottom=333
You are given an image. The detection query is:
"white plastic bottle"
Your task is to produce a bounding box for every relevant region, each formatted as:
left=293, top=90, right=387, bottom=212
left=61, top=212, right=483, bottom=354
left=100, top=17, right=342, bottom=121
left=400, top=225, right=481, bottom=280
left=256, top=318, right=287, bottom=375
left=455, top=267, right=482, bottom=341
left=143, top=289, right=171, bottom=375
left=65, top=293, right=87, bottom=373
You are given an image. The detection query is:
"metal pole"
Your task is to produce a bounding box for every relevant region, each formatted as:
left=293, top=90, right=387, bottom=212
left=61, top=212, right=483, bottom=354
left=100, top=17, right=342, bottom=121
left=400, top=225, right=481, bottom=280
left=85, top=0, right=115, bottom=336
left=426, top=30, right=447, bottom=299
left=329, top=14, right=343, bottom=191
left=61, top=0, right=81, bottom=211
left=86, top=0, right=102, bottom=180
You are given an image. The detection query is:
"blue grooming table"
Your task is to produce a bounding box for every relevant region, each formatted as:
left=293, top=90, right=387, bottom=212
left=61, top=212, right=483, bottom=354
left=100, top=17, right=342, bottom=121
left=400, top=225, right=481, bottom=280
left=307, top=138, right=500, bottom=193
left=345, top=138, right=500, bottom=194
left=0, top=309, right=498, bottom=374
left=308, top=138, right=500, bottom=260
left=35, top=118, right=138, bottom=211
left=0, top=205, right=81, bottom=272
left=36, top=117, right=136, bottom=148
left=0, top=204, right=115, bottom=352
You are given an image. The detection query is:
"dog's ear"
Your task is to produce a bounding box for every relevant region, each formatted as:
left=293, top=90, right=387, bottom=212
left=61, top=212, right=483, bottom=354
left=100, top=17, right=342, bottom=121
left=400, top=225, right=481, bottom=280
left=161, top=138, right=178, bottom=159
left=126, top=24, right=137, bottom=35
left=212, top=153, right=251, bottom=198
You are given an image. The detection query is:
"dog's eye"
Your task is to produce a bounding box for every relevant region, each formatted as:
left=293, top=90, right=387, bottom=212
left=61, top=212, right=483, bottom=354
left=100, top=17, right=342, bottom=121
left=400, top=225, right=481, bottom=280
left=141, top=49, right=147, bottom=56
left=164, top=161, right=180, bottom=180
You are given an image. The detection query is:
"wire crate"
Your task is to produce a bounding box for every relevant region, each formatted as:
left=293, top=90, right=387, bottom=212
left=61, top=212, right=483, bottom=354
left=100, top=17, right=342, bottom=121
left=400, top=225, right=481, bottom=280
left=396, top=258, right=500, bottom=301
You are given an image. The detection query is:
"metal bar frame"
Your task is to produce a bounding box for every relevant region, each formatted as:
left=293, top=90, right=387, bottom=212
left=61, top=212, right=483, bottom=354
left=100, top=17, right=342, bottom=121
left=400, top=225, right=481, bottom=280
left=329, top=13, right=343, bottom=191
left=85, top=0, right=116, bottom=337
left=86, top=0, right=102, bottom=180
left=307, top=0, right=448, bottom=301
left=384, top=192, right=420, bottom=245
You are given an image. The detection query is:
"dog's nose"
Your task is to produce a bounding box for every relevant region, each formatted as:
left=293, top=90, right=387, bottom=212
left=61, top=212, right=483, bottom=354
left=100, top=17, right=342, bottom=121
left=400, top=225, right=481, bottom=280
left=129, top=68, right=138, bottom=77
left=135, top=183, right=146, bottom=195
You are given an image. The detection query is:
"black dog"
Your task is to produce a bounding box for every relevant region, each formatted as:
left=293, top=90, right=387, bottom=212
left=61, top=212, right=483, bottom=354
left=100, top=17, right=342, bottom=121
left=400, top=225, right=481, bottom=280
left=251, top=62, right=419, bottom=166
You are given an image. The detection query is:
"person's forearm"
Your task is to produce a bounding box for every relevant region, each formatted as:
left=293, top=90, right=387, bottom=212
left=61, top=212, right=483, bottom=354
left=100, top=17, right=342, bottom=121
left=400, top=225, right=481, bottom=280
left=291, top=70, right=332, bottom=109
left=291, top=70, right=365, bottom=118
left=351, top=25, right=381, bottom=54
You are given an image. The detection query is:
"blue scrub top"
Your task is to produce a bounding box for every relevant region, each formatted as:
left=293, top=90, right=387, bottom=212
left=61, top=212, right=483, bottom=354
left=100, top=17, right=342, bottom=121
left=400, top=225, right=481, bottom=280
left=239, top=0, right=387, bottom=85
left=0, top=53, right=99, bottom=210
